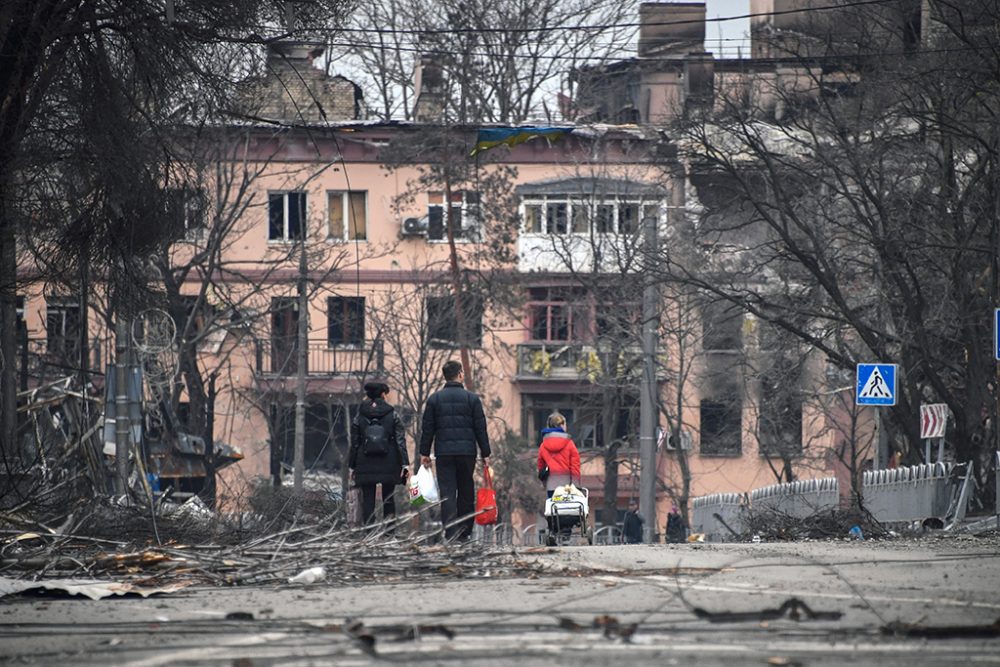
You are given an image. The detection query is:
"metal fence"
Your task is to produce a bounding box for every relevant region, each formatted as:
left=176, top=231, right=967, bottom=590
left=861, top=462, right=954, bottom=524
left=750, top=477, right=840, bottom=519
left=255, top=339, right=383, bottom=377
left=691, top=492, right=745, bottom=541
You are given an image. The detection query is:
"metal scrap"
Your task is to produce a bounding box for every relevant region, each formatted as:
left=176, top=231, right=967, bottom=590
left=692, top=597, right=843, bottom=623
left=0, top=576, right=192, bottom=600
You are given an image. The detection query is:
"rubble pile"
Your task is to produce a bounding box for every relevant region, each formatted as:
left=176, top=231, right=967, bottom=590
left=0, top=499, right=528, bottom=593
left=740, top=507, right=890, bottom=542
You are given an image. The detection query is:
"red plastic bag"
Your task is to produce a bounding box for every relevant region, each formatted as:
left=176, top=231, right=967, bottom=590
left=475, top=467, right=498, bottom=526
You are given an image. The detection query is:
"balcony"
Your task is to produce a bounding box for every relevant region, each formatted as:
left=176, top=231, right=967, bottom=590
left=516, top=342, right=664, bottom=382
left=254, top=339, right=384, bottom=377
left=17, top=337, right=110, bottom=388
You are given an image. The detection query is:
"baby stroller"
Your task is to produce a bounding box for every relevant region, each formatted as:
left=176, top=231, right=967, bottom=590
left=543, top=484, right=593, bottom=546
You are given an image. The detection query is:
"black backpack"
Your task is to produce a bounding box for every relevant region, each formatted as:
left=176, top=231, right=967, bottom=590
left=362, top=413, right=390, bottom=456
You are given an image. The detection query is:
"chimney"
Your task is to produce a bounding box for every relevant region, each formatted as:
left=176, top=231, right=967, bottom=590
left=267, top=40, right=325, bottom=71
left=638, top=2, right=707, bottom=58
left=413, top=55, right=446, bottom=122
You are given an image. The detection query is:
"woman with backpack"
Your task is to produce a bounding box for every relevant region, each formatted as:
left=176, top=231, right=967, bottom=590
left=537, top=412, right=581, bottom=498
left=349, top=382, right=409, bottom=525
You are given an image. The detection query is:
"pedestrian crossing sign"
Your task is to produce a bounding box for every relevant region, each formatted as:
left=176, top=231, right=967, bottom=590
left=856, top=363, right=897, bottom=406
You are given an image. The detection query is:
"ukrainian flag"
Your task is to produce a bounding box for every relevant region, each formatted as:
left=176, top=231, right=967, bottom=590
left=470, top=126, right=571, bottom=156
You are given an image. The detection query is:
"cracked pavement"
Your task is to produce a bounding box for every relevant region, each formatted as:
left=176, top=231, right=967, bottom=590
left=1, top=539, right=998, bottom=666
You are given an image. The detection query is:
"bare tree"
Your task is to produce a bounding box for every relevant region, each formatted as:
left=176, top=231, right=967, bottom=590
left=336, top=0, right=635, bottom=122
left=1, top=0, right=353, bottom=486
left=666, top=0, right=1000, bottom=506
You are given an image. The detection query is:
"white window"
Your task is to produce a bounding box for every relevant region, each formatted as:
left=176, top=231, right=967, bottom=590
left=268, top=192, right=306, bottom=242
left=328, top=191, right=367, bottom=241
left=428, top=191, right=480, bottom=242
left=521, top=196, right=658, bottom=235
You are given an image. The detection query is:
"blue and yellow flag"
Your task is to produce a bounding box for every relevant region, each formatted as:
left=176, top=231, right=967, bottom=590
left=470, top=126, right=571, bottom=156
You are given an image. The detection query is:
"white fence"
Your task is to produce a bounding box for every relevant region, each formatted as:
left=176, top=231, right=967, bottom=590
left=690, top=462, right=972, bottom=541
left=750, top=477, right=840, bottom=519
left=691, top=492, right=745, bottom=541
left=862, top=462, right=954, bottom=524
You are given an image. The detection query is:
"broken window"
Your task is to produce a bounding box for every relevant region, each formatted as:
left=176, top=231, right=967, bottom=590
left=521, top=195, right=658, bottom=235
left=45, top=296, right=82, bottom=366
left=527, top=287, right=590, bottom=342
left=268, top=191, right=306, bottom=241
left=426, top=293, right=483, bottom=348
left=166, top=187, right=207, bottom=240
left=702, top=300, right=743, bottom=351
left=523, top=393, right=636, bottom=449
left=328, top=190, right=367, bottom=241
left=328, top=296, right=365, bottom=346
left=427, top=191, right=479, bottom=241
left=270, top=297, right=300, bottom=375
left=699, top=397, right=742, bottom=456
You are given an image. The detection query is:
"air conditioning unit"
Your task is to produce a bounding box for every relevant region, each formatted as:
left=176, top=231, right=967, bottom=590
left=401, top=216, right=429, bottom=236
left=665, top=429, right=693, bottom=451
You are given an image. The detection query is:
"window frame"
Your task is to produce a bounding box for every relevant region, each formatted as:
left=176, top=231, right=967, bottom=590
left=45, top=296, right=82, bottom=360
left=523, top=396, right=636, bottom=450
left=425, top=293, right=484, bottom=349
left=526, top=287, right=590, bottom=343
left=699, top=397, right=743, bottom=457
left=327, top=296, right=365, bottom=347
left=327, top=190, right=368, bottom=242
left=268, top=191, right=307, bottom=243
left=167, top=187, right=207, bottom=241
left=520, top=195, right=659, bottom=236
left=427, top=190, right=480, bottom=242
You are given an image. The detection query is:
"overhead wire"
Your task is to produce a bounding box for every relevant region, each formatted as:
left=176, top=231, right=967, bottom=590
left=253, top=0, right=901, bottom=38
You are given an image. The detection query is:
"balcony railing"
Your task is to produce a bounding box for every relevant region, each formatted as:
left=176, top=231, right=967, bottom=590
left=17, top=337, right=110, bottom=388
left=516, top=342, right=658, bottom=382
left=255, top=339, right=384, bottom=377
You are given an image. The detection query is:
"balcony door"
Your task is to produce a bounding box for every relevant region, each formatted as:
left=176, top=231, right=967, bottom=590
left=270, top=297, right=300, bottom=375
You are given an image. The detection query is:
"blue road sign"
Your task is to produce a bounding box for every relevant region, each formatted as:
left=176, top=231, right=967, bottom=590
left=856, top=363, right=897, bottom=406
left=995, top=308, right=1000, bottom=361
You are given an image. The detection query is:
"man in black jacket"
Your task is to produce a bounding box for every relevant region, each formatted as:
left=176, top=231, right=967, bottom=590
left=419, top=360, right=491, bottom=541
left=622, top=499, right=644, bottom=544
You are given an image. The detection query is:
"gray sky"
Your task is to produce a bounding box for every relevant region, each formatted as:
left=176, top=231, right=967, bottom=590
left=704, top=0, right=752, bottom=57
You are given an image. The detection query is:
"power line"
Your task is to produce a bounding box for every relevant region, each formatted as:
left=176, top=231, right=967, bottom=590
left=321, top=37, right=990, bottom=65
left=262, top=0, right=897, bottom=39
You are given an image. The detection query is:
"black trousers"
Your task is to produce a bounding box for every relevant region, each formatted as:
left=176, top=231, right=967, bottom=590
left=435, top=455, right=477, bottom=540
left=359, top=483, right=396, bottom=524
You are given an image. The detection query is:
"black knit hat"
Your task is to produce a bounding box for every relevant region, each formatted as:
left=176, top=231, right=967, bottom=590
left=364, top=382, right=389, bottom=398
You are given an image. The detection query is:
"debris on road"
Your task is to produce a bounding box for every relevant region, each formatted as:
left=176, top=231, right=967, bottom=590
left=0, top=575, right=191, bottom=600
left=692, top=597, right=843, bottom=623
left=288, top=566, right=326, bottom=584
left=0, top=501, right=539, bottom=595
left=882, top=617, right=1000, bottom=639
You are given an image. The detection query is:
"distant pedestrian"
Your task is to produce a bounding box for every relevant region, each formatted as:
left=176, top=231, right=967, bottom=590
left=666, top=504, right=687, bottom=543
left=623, top=499, right=644, bottom=544
left=537, top=413, right=581, bottom=498
left=349, top=382, right=409, bottom=526
left=419, top=360, right=491, bottom=541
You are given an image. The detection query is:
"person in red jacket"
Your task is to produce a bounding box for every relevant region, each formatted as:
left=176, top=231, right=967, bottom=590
left=537, top=413, right=581, bottom=498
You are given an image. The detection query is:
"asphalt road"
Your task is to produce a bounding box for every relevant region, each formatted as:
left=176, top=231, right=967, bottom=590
left=2, top=537, right=999, bottom=666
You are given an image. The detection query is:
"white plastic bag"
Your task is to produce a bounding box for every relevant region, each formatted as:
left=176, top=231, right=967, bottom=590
left=409, top=465, right=439, bottom=506
left=288, top=566, right=326, bottom=584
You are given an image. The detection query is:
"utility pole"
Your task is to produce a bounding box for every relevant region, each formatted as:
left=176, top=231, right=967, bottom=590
left=293, top=220, right=308, bottom=493
left=114, top=315, right=130, bottom=496
left=639, top=214, right=659, bottom=543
